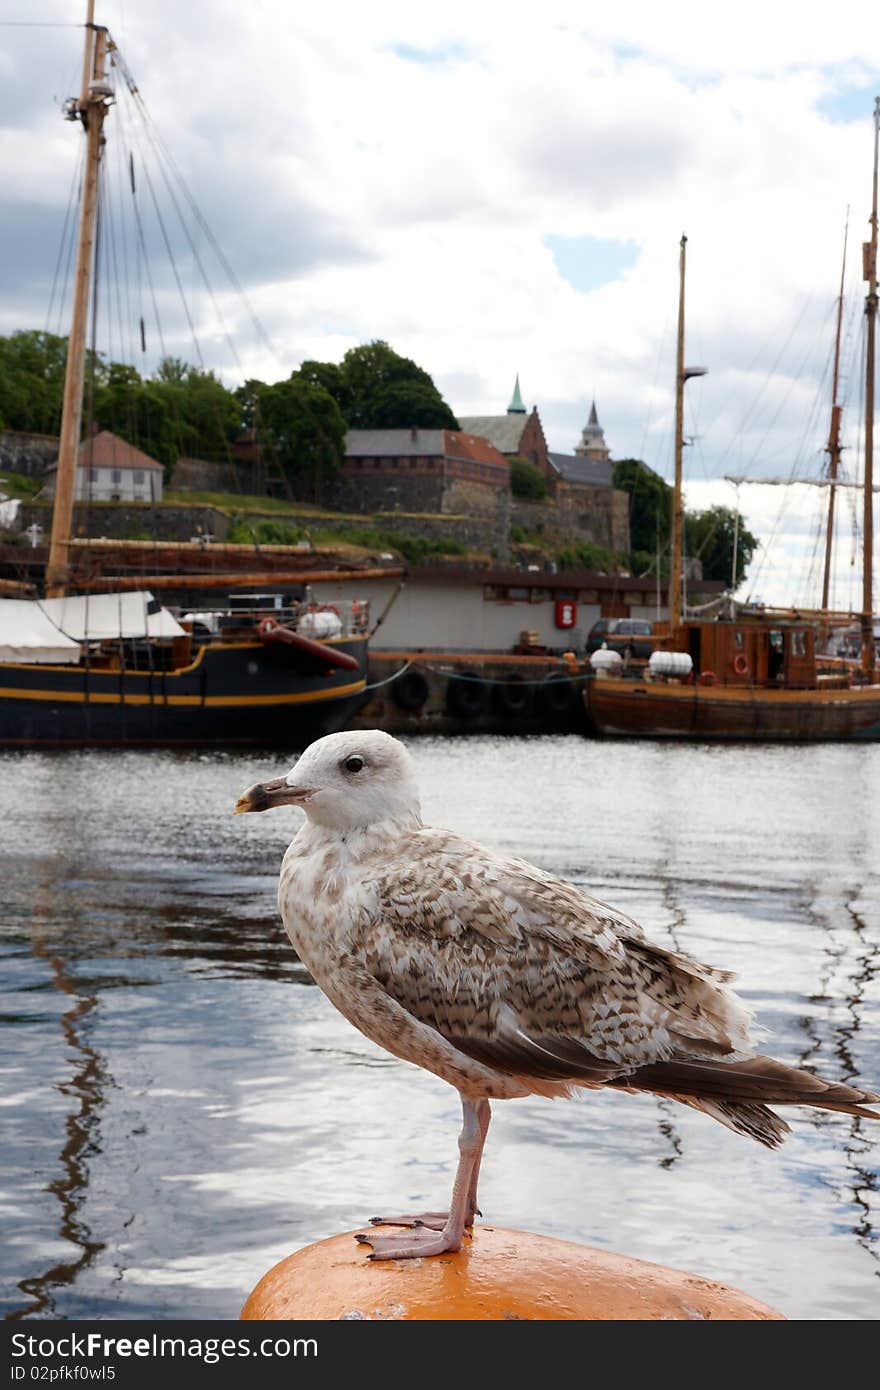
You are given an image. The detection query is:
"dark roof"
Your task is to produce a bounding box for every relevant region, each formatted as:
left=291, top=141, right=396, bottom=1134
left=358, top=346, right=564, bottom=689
left=548, top=452, right=615, bottom=487
left=346, top=428, right=445, bottom=457
left=345, top=428, right=507, bottom=468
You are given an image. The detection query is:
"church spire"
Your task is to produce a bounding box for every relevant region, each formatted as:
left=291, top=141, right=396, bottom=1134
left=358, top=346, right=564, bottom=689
left=575, top=399, right=610, bottom=461
left=507, top=373, right=526, bottom=414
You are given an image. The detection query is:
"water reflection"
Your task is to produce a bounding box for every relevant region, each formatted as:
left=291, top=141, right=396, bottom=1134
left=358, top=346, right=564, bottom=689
left=0, top=739, right=878, bottom=1320
left=798, top=873, right=879, bottom=1277
left=8, top=885, right=109, bottom=1320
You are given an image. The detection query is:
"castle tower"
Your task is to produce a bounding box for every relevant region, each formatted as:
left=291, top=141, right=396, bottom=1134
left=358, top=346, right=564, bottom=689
left=574, top=400, right=610, bottom=461
left=507, top=374, right=527, bottom=415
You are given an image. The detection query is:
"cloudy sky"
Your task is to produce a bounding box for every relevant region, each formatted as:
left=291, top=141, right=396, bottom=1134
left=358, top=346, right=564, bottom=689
left=1, top=0, right=879, bottom=606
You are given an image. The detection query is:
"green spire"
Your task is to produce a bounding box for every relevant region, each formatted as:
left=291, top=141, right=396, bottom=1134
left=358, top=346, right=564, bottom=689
left=507, top=373, right=526, bottom=414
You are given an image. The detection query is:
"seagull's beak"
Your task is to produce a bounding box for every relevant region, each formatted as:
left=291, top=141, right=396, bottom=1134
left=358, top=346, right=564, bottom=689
left=234, top=777, right=318, bottom=814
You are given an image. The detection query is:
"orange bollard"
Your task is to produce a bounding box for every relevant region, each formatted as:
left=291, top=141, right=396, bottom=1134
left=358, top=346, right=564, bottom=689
left=241, top=1227, right=784, bottom=1321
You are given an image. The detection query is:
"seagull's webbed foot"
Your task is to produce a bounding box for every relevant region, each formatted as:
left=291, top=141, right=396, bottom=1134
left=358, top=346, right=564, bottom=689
left=368, top=1202, right=480, bottom=1232
left=354, top=1225, right=467, bottom=1260
left=357, top=1096, right=491, bottom=1261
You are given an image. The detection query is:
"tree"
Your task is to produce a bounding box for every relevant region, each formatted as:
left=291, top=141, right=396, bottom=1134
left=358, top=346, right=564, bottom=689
left=233, top=378, right=265, bottom=430
left=93, top=367, right=178, bottom=476
left=612, top=458, right=672, bottom=558
left=0, top=330, right=69, bottom=435
left=297, top=360, right=350, bottom=418
left=257, top=376, right=346, bottom=501
left=302, top=340, right=458, bottom=429
left=685, top=505, right=759, bottom=587
left=509, top=456, right=548, bottom=501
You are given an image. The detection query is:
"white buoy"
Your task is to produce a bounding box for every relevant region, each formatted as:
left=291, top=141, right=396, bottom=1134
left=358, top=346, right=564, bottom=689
left=590, top=647, right=623, bottom=676
left=298, top=609, right=343, bottom=640
left=648, top=650, right=693, bottom=679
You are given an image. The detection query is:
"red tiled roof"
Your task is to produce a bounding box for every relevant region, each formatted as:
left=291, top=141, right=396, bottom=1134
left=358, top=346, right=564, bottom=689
left=443, top=431, right=509, bottom=469
left=73, top=430, right=163, bottom=471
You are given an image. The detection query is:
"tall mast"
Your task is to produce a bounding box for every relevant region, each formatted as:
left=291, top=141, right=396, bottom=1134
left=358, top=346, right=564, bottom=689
left=670, top=236, right=687, bottom=630
left=669, top=234, right=706, bottom=631
left=46, top=2, right=113, bottom=598
left=821, top=214, right=849, bottom=612
left=862, top=97, right=879, bottom=676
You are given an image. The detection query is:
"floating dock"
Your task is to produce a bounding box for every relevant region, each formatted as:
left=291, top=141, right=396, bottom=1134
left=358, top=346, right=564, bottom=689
left=354, top=649, right=590, bottom=734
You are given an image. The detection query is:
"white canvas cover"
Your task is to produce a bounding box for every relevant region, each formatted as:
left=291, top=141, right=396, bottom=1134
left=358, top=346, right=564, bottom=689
left=0, top=599, right=82, bottom=664
left=39, top=591, right=185, bottom=641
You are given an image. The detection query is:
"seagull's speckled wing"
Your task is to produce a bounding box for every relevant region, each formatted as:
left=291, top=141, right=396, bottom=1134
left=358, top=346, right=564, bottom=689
left=350, top=827, right=756, bottom=1087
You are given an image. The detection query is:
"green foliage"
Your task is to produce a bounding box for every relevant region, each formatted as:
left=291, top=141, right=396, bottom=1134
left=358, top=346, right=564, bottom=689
left=311, top=525, right=466, bottom=565
left=300, top=341, right=458, bottom=430
left=227, top=517, right=308, bottom=545
left=612, top=458, right=672, bottom=554
left=234, top=378, right=264, bottom=430
left=509, top=456, right=549, bottom=501
left=685, top=505, right=759, bottom=587
left=226, top=515, right=467, bottom=565
left=297, top=360, right=350, bottom=417
left=0, top=331, right=69, bottom=434
left=553, top=540, right=618, bottom=572
left=0, top=333, right=244, bottom=484
left=257, top=376, right=347, bottom=501
left=0, top=470, right=41, bottom=499
left=0, top=331, right=457, bottom=502
left=628, top=549, right=662, bottom=577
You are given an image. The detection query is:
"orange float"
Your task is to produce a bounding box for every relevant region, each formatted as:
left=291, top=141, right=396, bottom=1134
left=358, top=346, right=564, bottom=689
left=240, top=1227, right=784, bottom=1321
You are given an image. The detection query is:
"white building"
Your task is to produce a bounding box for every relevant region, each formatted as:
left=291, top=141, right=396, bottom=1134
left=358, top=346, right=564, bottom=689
left=43, top=430, right=164, bottom=503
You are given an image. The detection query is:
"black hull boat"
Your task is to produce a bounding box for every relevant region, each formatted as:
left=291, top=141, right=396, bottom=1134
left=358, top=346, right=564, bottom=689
left=0, top=631, right=368, bottom=747
left=0, top=589, right=372, bottom=747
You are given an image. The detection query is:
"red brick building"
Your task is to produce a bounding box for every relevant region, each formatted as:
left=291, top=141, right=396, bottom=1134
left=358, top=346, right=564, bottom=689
left=334, top=427, right=510, bottom=516
left=458, top=375, right=553, bottom=483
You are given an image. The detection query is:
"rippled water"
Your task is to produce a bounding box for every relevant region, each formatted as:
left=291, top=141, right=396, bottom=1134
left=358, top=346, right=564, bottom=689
left=1, top=736, right=878, bottom=1321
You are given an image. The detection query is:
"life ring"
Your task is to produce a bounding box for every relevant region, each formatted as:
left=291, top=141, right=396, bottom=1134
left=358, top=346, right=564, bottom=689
left=699, top=670, right=716, bottom=686
left=392, top=669, right=430, bottom=713
left=445, top=674, right=490, bottom=719
left=492, top=674, right=534, bottom=718
left=538, top=672, right=577, bottom=718
left=733, top=653, right=749, bottom=677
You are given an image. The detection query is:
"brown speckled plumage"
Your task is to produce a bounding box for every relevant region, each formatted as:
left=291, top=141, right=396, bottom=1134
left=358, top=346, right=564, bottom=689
left=238, top=730, right=879, bottom=1259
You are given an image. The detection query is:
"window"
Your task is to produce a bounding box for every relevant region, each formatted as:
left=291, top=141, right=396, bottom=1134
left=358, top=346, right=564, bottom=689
left=734, top=629, right=744, bottom=649
left=792, top=630, right=807, bottom=657
left=111, top=468, right=121, bottom=483
left=134, top=470, right=144, bottom=483
left=89, top=468, right=98, bottom=482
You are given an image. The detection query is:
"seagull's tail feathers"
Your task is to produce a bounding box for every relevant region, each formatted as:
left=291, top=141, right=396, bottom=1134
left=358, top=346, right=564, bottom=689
left=613, top=1054, right=880, bottom=1148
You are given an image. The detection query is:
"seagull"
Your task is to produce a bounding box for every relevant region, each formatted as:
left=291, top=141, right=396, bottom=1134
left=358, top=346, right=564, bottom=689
left=235, top=729, right=879, bottom=1261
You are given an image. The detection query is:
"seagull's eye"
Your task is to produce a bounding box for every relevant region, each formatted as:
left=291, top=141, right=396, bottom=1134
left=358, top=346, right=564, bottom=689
left=342, top=755, right=365, bottom=773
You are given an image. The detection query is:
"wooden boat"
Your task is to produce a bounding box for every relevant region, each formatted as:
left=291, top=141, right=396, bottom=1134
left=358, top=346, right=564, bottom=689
left=0, top=5, right=377, bottom=747
left=586, top=103, right=880, bottom=742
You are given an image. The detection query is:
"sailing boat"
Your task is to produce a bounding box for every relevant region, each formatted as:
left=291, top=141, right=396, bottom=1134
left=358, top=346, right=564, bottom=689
left=585, top=99, right=880, bottom=741
left=0, top=5, right=380, bottom=746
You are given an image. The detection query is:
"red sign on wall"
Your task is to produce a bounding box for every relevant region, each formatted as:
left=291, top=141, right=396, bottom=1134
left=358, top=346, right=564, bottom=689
left=555, top=599, right=577, bottom=629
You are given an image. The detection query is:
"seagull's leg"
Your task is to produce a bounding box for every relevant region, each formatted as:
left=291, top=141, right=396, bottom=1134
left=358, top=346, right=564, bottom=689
left=367, top=1095, right=491, bottom=1233
left=356, top=1096, right=484, bottom=1259
left=465, top=1098, right=491, bottom=1221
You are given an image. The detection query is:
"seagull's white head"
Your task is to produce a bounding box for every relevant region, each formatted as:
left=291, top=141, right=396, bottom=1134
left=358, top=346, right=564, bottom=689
left=234, top=729, right=421, bottom=832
